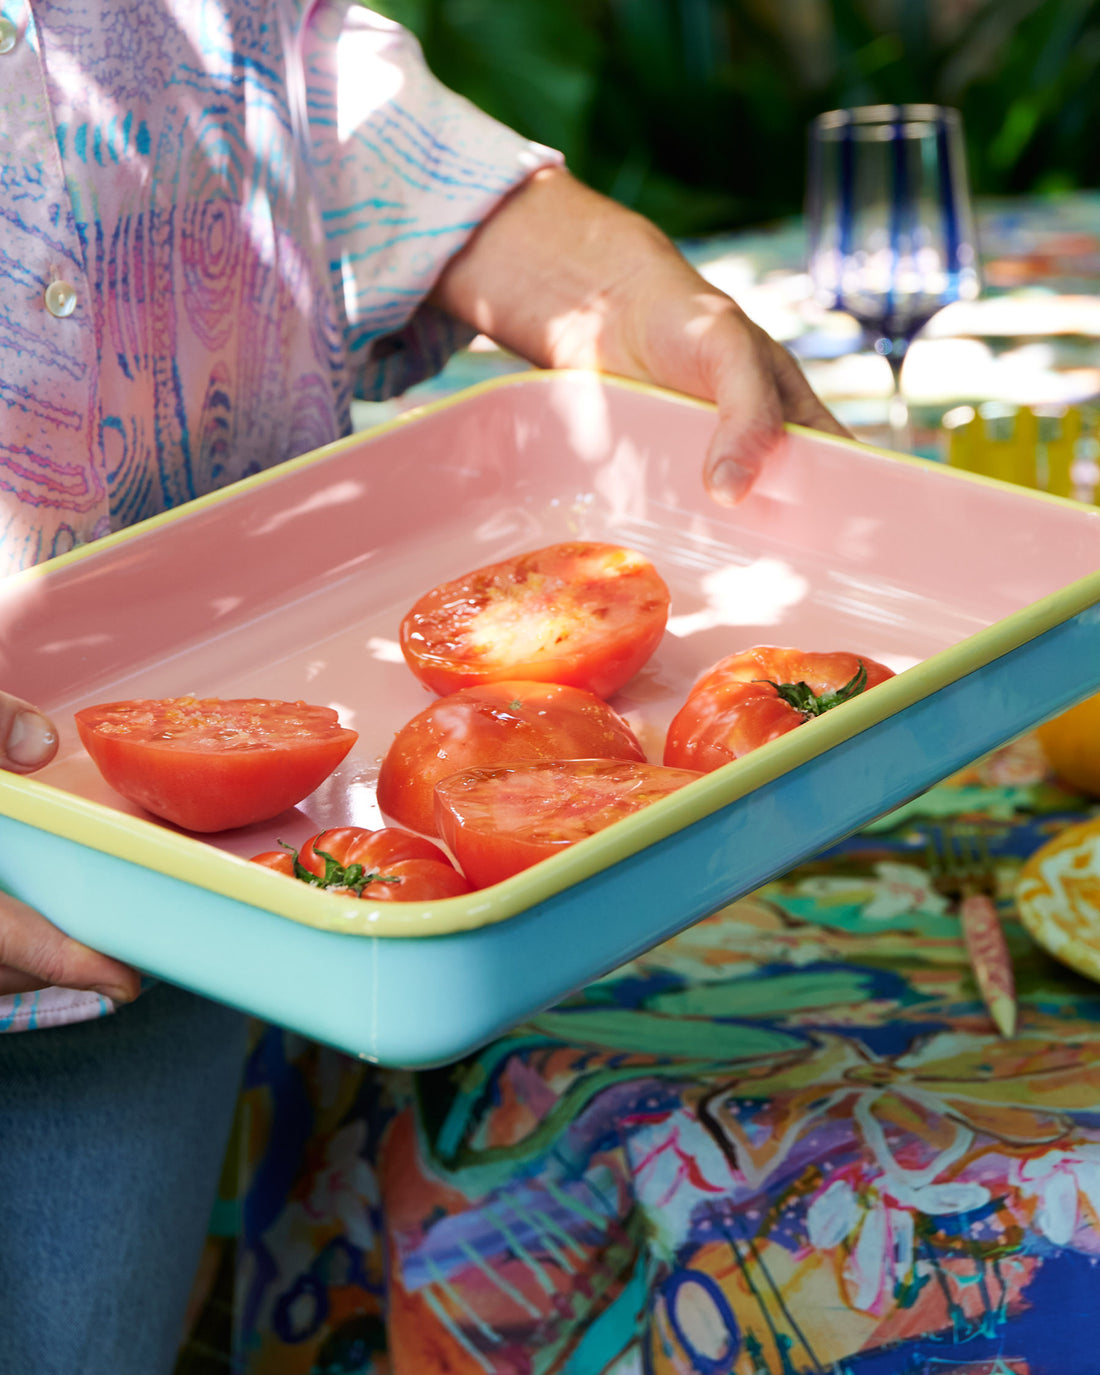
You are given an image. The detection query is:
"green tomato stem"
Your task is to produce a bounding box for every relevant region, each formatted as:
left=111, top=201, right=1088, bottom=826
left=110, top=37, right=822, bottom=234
left=762, top=661, right=869, bottom=719
left=279, top=842, right=399, bottom=894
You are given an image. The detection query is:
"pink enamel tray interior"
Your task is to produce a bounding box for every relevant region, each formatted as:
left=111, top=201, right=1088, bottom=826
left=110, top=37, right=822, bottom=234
left=2, top=371, right=1099, bottom=1063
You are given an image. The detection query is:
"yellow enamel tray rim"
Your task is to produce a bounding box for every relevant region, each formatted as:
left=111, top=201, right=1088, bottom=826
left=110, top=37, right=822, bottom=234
left=3, top=371, right=1099, bottom=937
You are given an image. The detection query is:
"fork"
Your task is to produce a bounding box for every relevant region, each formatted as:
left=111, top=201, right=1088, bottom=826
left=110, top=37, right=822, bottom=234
left=926, top=825, right=1018, bottom=1037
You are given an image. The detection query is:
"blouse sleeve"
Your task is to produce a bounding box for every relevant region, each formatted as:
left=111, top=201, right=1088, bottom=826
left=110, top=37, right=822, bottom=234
left=301, top=2, right=563, bottom=400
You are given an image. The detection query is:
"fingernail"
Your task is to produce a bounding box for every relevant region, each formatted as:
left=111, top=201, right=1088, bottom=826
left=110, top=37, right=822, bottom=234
left=92, top=983, right=137, bottom=1004
left=705, top=456, right=753, bottom=506
left=7, top=711, right=58, bottom=768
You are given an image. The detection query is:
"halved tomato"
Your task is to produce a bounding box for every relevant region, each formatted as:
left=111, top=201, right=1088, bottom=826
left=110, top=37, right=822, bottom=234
left=434, top=758, right=703, bottom=888
left=400, top=542, right=671, bottom=697
left=664, top=646, right=895, bottom=773
left=75, top=697, right=358, bottom=833
left=375, top=680, right=646, bottom=837
left=250, top=825, right=471, bottom=901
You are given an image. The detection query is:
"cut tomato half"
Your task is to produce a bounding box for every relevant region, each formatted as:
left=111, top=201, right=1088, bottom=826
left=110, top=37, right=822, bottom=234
left=376, top=680, right=646, bottom=837
left=400, top=542, right=671, bottom=697
left=434, top=758, right=703, bottom=888
left=75, top=697, right=358, bottom=832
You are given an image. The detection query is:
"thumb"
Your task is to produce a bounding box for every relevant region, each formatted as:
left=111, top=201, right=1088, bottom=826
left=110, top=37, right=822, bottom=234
left=1, top=695, right=59, bottom=774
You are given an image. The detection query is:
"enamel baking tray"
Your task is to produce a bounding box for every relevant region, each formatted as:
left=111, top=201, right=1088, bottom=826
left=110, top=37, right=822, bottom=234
left=2, top=371, right=1099, bottom=1065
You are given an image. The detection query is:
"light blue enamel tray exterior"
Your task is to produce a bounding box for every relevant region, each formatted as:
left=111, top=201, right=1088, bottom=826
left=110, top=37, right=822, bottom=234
left=3, top=606, right=1097, bottom=1067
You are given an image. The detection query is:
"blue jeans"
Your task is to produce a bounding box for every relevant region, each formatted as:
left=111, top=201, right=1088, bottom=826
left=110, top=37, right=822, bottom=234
left=0, top=982, right=248, bottom=1375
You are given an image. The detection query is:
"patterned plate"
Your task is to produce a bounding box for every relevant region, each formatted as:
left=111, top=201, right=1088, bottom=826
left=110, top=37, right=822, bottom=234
left=1017, top=815, right=1100, bottom=981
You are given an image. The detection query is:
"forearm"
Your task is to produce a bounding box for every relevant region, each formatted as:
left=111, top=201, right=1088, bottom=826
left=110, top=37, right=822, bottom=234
left=428, top=166, right=703, bottom=380
left=430, top=164, right=846, bottom=503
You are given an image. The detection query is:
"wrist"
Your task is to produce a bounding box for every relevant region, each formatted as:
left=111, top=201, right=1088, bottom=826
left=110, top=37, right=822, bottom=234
left=430, top=167, right=689, bottom=374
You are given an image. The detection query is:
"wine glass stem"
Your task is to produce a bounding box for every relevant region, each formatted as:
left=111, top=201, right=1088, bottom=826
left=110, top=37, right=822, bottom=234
left=884, top=347, right=911, bottom=452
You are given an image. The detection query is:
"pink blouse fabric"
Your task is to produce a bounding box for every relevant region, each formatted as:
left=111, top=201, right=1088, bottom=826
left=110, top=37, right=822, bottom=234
left=0, top=0, right=559, bottom=1031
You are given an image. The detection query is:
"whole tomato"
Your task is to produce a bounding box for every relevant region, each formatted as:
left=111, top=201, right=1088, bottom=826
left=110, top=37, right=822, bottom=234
left=358, top=859, right=472, bottom=902
left=376, top=680, right=646, bottom=837
left=664, top=646, right=895, bottom=773
left=295, top=827, right=451, bottom=879
left=250, top=850, right=296, bottom=877
left=249, top=825, right=471, bottom=900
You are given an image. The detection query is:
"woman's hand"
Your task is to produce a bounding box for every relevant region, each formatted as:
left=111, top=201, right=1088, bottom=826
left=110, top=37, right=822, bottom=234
left=430, top=166, right=850, bottom=503
left=0, top=693, right=139, bottom=1001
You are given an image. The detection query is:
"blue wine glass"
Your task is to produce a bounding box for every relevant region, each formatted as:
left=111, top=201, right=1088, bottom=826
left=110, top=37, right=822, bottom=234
left=807, top=104, right=981, bottom=451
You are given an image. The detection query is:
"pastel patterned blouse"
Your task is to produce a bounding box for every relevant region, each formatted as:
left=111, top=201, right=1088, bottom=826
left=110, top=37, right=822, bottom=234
left=0, top=0, right=557, bottom=1031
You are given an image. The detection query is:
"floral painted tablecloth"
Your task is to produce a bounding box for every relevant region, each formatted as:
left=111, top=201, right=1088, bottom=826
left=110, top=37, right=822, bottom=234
left=231, top=735, right=1100, bottom=1375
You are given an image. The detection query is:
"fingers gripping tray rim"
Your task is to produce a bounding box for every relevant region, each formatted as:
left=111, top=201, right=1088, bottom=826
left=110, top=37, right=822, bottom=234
left=2, top=371, right=1098, bottom=1065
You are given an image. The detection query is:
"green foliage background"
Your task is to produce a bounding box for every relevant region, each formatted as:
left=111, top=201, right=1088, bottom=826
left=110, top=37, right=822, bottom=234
left=367, top=0, right=1100, bottom=236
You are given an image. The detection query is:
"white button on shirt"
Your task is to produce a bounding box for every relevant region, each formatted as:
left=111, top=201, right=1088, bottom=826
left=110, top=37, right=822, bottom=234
left=0, top=16, right=17, bottom=53
left=44, top=279, right=78, bottom=317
